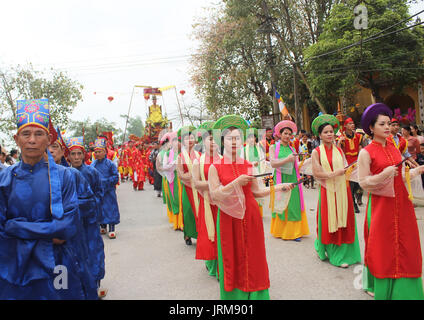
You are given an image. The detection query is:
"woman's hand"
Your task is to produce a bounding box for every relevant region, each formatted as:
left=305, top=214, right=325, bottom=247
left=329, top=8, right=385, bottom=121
left=331, top=168, right=346, bottom=178
left=286, top=154, right=297, bottom=163
left=236, top=174, right=255, bottom=186
left=278, top=183, right=294, bottom=192
left=415, top=165, right=424, bottom=174
left=382, top=165, right=398, bottom=178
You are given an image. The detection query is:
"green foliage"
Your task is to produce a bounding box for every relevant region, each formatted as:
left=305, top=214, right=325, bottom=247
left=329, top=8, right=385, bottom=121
left=191, top=0, right=342, bottom=126
left=121, top=114, right=145, bottom=138
left=304, top=0, right=424, bottom=110
left=68, top=117, right=122, bottom=147
left=0, top=64, right=83, bottom=140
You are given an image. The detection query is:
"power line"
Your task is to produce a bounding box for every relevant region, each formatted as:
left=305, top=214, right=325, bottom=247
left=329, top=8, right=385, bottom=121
left=59, top=54, right=191, bottom=72
left=298, top=9, right=424, bottom=64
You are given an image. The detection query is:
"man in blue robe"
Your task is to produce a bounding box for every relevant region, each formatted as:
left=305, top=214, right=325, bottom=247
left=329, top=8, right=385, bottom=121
left=0, top=99, right=85, bottom=299
left=48, top=127, right=98, bottom=300
left=91, top=138, right=120, bottom=239
left=67, top=136, right=107, bottom=299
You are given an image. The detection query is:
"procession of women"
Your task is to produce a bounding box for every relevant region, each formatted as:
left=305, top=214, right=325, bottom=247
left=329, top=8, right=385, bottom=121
left=155, top=103, right=424, bottom=301
left=1, top=100, right=423, bottom=301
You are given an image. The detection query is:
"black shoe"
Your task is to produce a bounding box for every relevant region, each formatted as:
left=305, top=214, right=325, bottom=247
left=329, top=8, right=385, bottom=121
left=185, top=238, right=192, bottom=245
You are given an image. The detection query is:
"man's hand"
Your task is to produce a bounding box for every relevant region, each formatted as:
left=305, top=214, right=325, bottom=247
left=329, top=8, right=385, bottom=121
left=52, top=238, right=66, bottom=245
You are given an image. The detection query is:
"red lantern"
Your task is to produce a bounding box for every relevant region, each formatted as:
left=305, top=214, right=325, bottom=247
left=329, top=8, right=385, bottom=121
left=108, top=96, right=114, bottom=102
left=144, top=94, right=150, bottom=100
left=179, top=90, right=186, bottom=96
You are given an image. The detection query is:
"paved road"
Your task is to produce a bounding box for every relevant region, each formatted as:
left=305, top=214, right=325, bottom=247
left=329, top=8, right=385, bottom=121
left=101, top=180, right=424, bottom=300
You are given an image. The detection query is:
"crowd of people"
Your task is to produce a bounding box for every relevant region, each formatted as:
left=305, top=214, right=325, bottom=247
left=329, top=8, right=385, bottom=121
left=0, top=99, right=120, bottom=299
left=0, top=98, right=424, bottom=301
left=154, top=105, right=424, bottom=301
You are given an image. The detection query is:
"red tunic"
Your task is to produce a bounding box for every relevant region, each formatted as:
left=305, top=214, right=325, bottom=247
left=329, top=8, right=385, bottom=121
left=260, top=138, right=275, bottom=161
left=120, top=147, right=130, bottom=168
left=216, top=157, right=270, bottom=292
left=290, top=138, right=300, bottom=154
left=340, top=132, right=363, bottom=165
left=195, top=154, right=220, bottom=261
left=128, top=147, right=137, bottom=171
left=364, top=141, right=422, bottom=279
left=316, top=145, right=356, bottom=245
left=132, top=149, right=146, bottom=182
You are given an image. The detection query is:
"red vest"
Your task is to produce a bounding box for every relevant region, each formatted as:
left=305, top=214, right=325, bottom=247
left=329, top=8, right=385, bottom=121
left=340, top=132, right=363, bottom=164
left=387, top=134, right=408, bottom=155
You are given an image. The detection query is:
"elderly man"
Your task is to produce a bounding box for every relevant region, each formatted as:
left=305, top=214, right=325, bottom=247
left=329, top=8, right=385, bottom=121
left=67, top=136, right=107, bottom=298
left=0, top=99, right=85, bottom=299
left=91, top=138, right=120, bottom=239
left=48, top=127, right=100, bottom=299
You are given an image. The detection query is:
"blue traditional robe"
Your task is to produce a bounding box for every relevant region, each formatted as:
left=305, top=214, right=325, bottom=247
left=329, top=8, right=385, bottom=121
left=74, top=163, right=105, bottom=282
left=91, top=158, right=120, bottom=225
left=0, top=159, right=85, bottom=300
left=66, top=167, right=98, bottom=299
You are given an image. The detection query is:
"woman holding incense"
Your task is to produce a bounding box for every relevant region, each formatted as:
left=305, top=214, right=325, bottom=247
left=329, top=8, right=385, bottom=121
left=311, top=114, right=361, bottom=268
left=208, top=115, right=294, bottom=300
left=358, top=103, right=424, bottom=300
left=269, top=120, right=309, bottom=241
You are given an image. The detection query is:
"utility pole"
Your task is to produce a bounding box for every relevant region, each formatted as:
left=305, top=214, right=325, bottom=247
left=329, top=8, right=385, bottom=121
left=261, top=0, right=280, bottom=125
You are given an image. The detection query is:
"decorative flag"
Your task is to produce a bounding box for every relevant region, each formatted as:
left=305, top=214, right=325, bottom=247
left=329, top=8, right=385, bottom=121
left=275, top=90, right=289, bottom=116
left=159, top=85, right=176, bottom=92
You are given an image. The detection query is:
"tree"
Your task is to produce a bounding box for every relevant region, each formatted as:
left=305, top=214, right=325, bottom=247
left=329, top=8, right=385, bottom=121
left=120, top=114, right=145, bottom=138
left=191, top=0, right=341, bottom=128
left=304, top=0, right=424, bottom=111
left=191, top=5, right=274, bottom=122
left=68, top=117, right=122, bottom=147
left=0, top=64, right=83, bottom=140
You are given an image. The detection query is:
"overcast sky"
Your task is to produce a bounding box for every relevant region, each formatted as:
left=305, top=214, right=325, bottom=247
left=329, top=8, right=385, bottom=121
left=0, top=0, right=423, bottom=142
left=0, top=0, right=218, bottom=136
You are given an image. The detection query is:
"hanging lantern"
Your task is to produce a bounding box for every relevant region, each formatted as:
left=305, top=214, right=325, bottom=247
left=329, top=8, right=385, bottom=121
left=144, top=94, right=150, bottom=100
left=107, top=96, right=114, bottom=102
left=94, top=92, right=97, bottom=95
left=179, top=90, right=186, bottom=95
